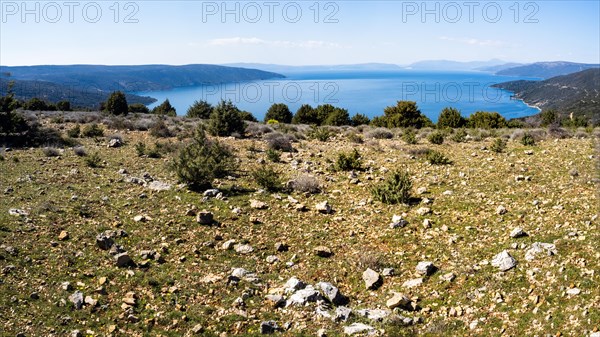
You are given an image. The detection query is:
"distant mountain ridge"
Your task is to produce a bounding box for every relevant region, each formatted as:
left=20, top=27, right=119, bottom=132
left=223, top=63, right=403, bottom=74
left=406, top=59, right=508, bottom=71
left=0, top=64, right=285, bottom=92
left=493, top=68, right=600, bottom=125
left=496, top=61, right=600, bottom=79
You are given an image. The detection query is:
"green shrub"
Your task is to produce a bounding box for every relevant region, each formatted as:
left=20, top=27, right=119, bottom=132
left=292, top=104, right=318, bottom=125
left=208, top=100, right=245, bottom=137
left=73, top=146, right=86, bottom=157
left=128, top=103, right=150, bottom=114
left=84, top=152, right=102, bottom=168
left=371, top=170, right=413, bottom=204
left=521, top=133, right=535, bottom=146
left=266, top=148, right=281, bottom=162
left=379, top=101, right=434, bottom=129
left=81, top=123, right=104, bottom=137
left=265, top=103, right=293, bottom=124
left=67, top=124, right=81, bottom=138
left=266, top=134, right=294, bottom=152
left=152, top=99, right=176, bottom=116
left=467, top=111, right=507, bottom=129
left=252, top=166, right=282, bottom=192
left=351, top=113, right=371, bottom=127
left=323, top=107, right=350, bottom=126
left=366, top=128, right=393, bottom=139
left=426, top=150, right=452, bottom=165
left=171, top=127, right=237, bottom=190
left=186, top=100, right=212, bottom=119
left=238, top=111, right=258, bottom=122
left=135, top=142, right=146, bottom=157
left=105, top=91, right=128, bottom=115
left=450, top=128, right=467, bottom=143
left=402, top=129, right=417, bottom=144
left=308, top=127, right=331, bottom=142
left=437, top=107, right=465, bottom=128
left=335, top=149, right=363, bottom=171
left=490, top=138, right=507, bottom=153
left=427, top=131, right=444, bottom=145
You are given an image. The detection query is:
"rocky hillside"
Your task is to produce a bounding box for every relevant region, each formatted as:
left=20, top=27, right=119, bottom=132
left=494, top=69, right=600, bottom=125
left=495, top=61, right=600, bottom=79
left=1, top=114, right=599, bottom=336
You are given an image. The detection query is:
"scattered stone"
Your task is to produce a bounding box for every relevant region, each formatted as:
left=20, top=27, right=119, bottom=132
left=491, top=250, right=517, bottom=271
left=402, top=278, right=423, bottom=288
left=356, top=308, right=390, bottom=321
left=234, top=244, right=254, bottom=254
left=108, top=138, right=122, bottom=148
left=203, top=189, right=220, bottom=198
left=260, top=321, right=279, bottom=334
left=422, top=219, right=432, bottom=228
left=222, top=239, right=237, bottom=250
left=344, top=323, right=375, bottom=335
left=284, top=277, right=306, bottom=293
left=524, top=150, right=534, bottom=155
left=8, top=208, right=28, bottom=216
left=115, top=252, right=133, bottom=267
left=416, top=207, right=431, bottom=216
left=190, top=324, right=204, bottom=334
left=147, top=181, right=172, bottom=191
left=314, top=246, right=333, bottom=258
left=496, top=205, right=507, bottom=215
left=381, top=268, right=395, bottom=277
left=30, top=292, right=39, bottom=300
left=266, top=255, right=279, bottom=264
left=317, top=328, right=327, bottom=337
left=95, top=233, right=114, bottom=251
left=315, top=201, right=333, bottom=214
left=69, top=291, right=84, bottom=310
left=386, top=292, right=410, bottom=309
left=525, top=242, right=557, bottom=261
left=265, top=294, right=286, bottom=308
left=569, top=169, right=579, bottom=177
left=250, top=199, right=268, bottom=209
left=389, top=215, right=408, bottom=229
left=58, top=231, right=69, bottom=241
left=287, top=285, right=322, bottom=306
left=275, top=242, right=289, bottom=252
left=416, top=187, right=428, bottom=194
left=71, top=330, right=82, bottom=337
left=196, top=210, right=214, bottom=225
left=510, top=227, right=528, bottom=238
left=84, top=296, right=97, bottom=307
left=362, top=268, right=382, bottom=290
left=133, top=214, right=151, bottom=222
left=334, top=306, right=352, bottom=322
left=317, top=281, right=348, bottom=306
left=566, top=288, right=581, bottom=296
left=415, top=261, right=437, bottom=276
left=61, top=282, right=73, bottom=291
left=441, top=272, right=456, bottom=282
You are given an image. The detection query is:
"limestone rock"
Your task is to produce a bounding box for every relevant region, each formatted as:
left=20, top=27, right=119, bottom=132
left=491, top=250, right=517, bottom=271
left=362, top=268, right=382, bottom=290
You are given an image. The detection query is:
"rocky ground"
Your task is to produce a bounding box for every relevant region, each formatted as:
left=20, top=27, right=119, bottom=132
left=1, top=114, right=599, bottom=336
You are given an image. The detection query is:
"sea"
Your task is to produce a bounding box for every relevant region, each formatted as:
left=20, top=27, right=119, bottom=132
left=136, top=70, right=540, bottom=122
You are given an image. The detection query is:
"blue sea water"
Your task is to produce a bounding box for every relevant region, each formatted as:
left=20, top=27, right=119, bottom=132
left=136, top=70, right=540, bottom=122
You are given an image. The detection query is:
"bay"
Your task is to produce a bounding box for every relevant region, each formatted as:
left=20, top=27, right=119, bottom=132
left=136, top=70, right=540, bottom=121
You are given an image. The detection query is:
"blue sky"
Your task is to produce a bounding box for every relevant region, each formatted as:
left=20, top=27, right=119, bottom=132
left=1, top=1, right=598, bottom=66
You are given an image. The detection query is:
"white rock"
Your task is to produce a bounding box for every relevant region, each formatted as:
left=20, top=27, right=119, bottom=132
left=344, top=323, right=375, bottom=335
left=491, top=250, right=517, bottom=272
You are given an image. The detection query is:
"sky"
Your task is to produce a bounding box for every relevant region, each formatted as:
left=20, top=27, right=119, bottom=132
left=1, top=0, right=599, bottom=66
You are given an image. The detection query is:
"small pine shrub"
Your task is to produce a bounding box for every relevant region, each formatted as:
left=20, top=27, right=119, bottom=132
left=67, top=124, right=81, bottom=138
left=335, top=149, right=363, bottom=171
left=428, top=131, right=444, bottom=145
left=266, top=134, right=294, bottom=152
left=402, top=129, right=417, bottom=144
left=308, top=127, right=331, bottom=142
left=521, top=133, right=535, bottom=146
left=266, top=149, right=281, bottom=163
left=371, top=170, right=413, bottom=204
left=135, top=142, right=146, bottom=157
left=490, top=138, right=507, bottom=153
left=426, top=150, right=452, bottom=165
left=84, top=152, right=102, bottom=168
left=81, top=123, right=104, bottom=137
left=451, top=129, right=467, bottom=143
left=171, top=127, right=237, bottom=190
left=252, top=166, right=282, bottom=192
